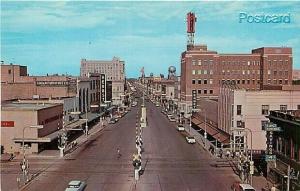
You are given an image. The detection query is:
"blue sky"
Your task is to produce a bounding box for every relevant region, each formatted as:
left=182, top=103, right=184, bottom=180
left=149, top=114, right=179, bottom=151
left=1, top=1, right=300, bottom=77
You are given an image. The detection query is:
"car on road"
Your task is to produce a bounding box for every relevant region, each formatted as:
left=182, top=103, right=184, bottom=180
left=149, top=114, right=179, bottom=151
left=185, top=136, right=196, bottom=144
left=177, top=124, right=185, bottom=131
left=231, top=182, right=256, bottom=191
left=167, top=113, right=173, bottom=118
left=108, top=118, right=117, bottom=124
left=65, top=180, right=86, bottom=191
left=169, top=116, right=176, bottom=122
left=155, top=103, right=160, bottom=107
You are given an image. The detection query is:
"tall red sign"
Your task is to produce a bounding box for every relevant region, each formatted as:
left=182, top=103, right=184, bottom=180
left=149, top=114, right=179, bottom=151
left=187, top=12, right=196, bottom=33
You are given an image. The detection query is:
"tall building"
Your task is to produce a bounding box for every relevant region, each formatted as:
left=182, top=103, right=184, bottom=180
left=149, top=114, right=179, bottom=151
left=180, top=44, right=293, bottom=115
left=80, top=57, right=125, bottom=105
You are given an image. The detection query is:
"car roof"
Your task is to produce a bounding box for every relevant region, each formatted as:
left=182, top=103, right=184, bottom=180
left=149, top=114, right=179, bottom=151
left=239, top=184, right=255, bottom=189
left=69, top=180, right=81, bottom=186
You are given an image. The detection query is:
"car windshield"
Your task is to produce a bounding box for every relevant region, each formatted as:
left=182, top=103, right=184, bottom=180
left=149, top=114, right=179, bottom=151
left=188, top=137, right=194, bottom=139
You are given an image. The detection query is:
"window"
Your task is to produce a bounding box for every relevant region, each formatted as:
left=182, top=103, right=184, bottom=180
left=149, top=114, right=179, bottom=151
left=204, top=89, right=207, bottom=94
left=192, top=60, right=196, bottom=65
left=198, top=70, right=201, bottom=75
left=198, top=79, right=201, bottom=84
left=209, top=60, right=213, bottom=65
left=237, top=105, right=242, bottom=115
left=284, top=79, right=288, bottom=84
left=8, top=69, right=11, bottom=74
left=237, top=80, right=240, bottom=84
left=285, top=71, right=288, bottom=76
left=198, top=89, right=201, bottom=94
left=209, top=79, right=213, bottom=84
left=247, top=70, right=250, bottom=75
left=297, top=105, right=300, bottom=110
left=204, top=79, right=207, bottom=84
left=209, top=90, right=213, bottom=94
left=247, top=61, right=251, bottom=66
left=198, top=60, right=202, bottom=65
left=274, top=71, right=277, bottom=76
left=262, top=105, right=269, bottom=115
left=204, top=70, right=207, bottom=75
left=192, top=70, right=196, bottom=75
left=279, top=79, right=282, bottom=84
left=261, top=120, right=269, bottom=130
left=242, top=80, right=245, bottom=84
left=268, top=70, right=271, bottom=75
left=192, top=79, right=196, bottom=84
left=280, top=105, right=287, bottom=112
left=242, top=70, right=245, bottom=75
left=210, top=70, right=213, bottom=75
left=267, top=79, right=271, bottom=84
left=237, top=120, right=244, bottom=128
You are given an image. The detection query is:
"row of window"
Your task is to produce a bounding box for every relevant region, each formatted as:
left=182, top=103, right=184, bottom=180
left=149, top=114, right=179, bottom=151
left=268, top=60, right=289, bottom=65
left=192, top=89, right=214, bottom=95
left=192, top=70, right=213, bottom=75
left=267, top=70, right=289, bottom=76
left=192, top=79, right=213, bottom=85
left=236, top=104, right=295, bottom=116
left=191, top=60, right=261, bottom=66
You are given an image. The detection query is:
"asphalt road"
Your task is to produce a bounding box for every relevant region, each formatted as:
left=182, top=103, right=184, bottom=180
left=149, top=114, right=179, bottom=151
left=2, top=99, right=239, bottom=191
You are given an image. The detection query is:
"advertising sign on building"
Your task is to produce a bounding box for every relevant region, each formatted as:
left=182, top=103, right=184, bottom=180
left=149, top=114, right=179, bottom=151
left=1, top=121, right=15, bottom=127
left=192, top=90, right=197, bottom=109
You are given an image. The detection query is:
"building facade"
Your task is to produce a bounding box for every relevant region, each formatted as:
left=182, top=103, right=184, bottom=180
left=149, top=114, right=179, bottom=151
left=80, top=57, right=125, bottom=105
left=180, top=45, right=293, bottom=115
left=218, top=85, right=300, bottom=153
left=1, top=103, right=63, bottom=154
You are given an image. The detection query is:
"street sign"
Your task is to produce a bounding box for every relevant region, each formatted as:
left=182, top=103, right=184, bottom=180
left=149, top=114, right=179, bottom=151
left=265, top=126, right=282, bottom=132
left=265, top=154, right=276, bottom=162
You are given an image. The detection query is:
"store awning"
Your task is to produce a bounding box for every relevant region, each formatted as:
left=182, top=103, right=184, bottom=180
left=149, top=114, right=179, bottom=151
left=191, top=117, right=230, bottom=144
left=65, top=119, right=86, bottom=130
left=13, top=130, right=60, bottom=143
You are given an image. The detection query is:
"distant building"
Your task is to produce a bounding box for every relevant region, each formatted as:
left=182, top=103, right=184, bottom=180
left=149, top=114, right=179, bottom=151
left=80, top=57, right=125, bottom=106
left=293, top=69, right=300, bottom=80
left=1, top=103, right=63, bottom=154
left=180, top=45, right=293, bottom=115
left=218, top=85, right=300, bottom=153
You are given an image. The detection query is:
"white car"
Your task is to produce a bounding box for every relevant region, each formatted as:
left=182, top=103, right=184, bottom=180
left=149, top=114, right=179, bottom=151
left=155, top=103, right=160, bottom=107
left=186, top=136, right=196, bottom=144
left=231, top=183, right=256, bottom=191
left=65, top=180, right=86, bottom=191
left=177, top=125, right=185, bottom=131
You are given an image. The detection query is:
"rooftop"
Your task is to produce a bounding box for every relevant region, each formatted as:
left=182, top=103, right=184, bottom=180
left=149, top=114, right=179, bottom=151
left=2, top=103, right=61, bottom=111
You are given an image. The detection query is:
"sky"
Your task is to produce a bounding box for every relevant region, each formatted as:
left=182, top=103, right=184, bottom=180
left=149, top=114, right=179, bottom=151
left=1, top=1, right=300, bottom=78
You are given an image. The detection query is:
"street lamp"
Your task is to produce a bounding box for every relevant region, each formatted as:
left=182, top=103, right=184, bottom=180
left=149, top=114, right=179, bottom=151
left=21, top=125, right=43, bottom=183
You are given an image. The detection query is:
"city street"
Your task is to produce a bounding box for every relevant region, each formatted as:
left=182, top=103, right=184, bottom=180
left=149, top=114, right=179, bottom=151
left=0, top=98, right=240, bottom=191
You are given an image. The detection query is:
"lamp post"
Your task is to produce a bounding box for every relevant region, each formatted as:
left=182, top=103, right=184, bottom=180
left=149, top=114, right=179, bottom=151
left=21, top=125, right=43, bottom=184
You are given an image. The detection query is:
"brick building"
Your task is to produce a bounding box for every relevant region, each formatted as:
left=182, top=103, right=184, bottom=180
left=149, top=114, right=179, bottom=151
left=180, top=45, right=293, bottom=115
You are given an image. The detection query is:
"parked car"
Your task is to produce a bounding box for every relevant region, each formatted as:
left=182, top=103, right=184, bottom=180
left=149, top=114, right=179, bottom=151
left=167, top=113, right=173, bottom=118
left=169, top=116, right=176, bottom=122
left=231, top=182, right=256, bottom=191
left=109, top=118, right=117, bottom=124
left=65, top=180, right=86, bottom=191
left=185, top=136, right=196, bottom=144
left=155, top=103, right=160, bottom=107
left=177, top=124, right=185, bottom=131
